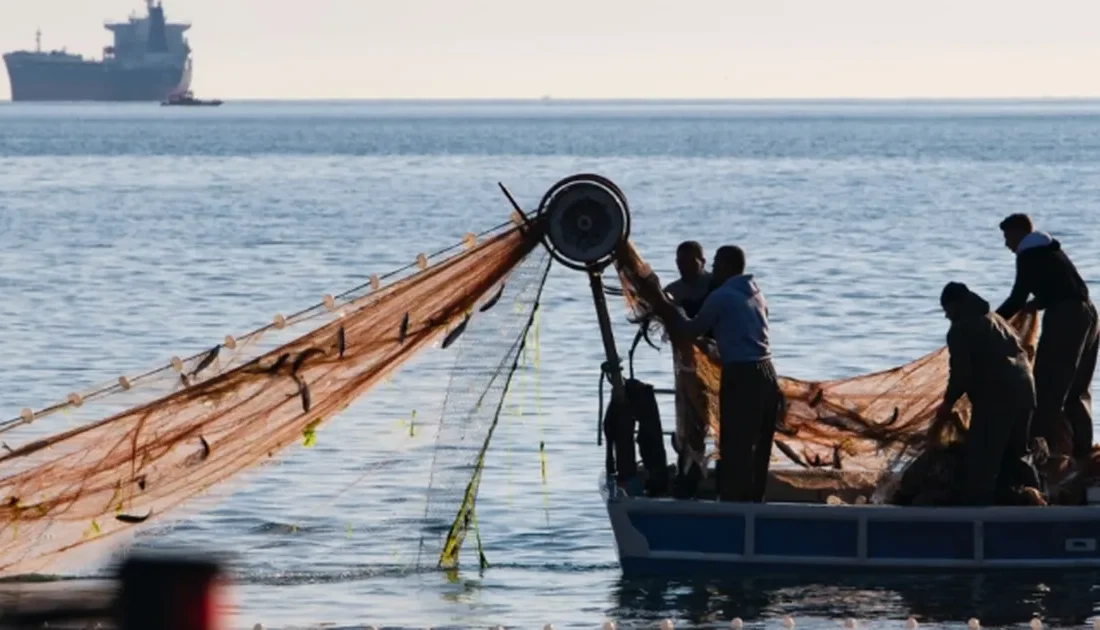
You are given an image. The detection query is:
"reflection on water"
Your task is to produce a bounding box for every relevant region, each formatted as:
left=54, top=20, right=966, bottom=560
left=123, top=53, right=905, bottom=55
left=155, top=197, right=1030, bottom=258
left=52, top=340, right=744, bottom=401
left=611, top=572, right=1100, bottom=628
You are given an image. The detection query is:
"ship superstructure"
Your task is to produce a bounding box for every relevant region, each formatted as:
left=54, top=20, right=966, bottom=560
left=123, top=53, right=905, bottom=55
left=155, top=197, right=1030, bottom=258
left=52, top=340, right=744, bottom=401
left=3, top=1, right=192, bottom=102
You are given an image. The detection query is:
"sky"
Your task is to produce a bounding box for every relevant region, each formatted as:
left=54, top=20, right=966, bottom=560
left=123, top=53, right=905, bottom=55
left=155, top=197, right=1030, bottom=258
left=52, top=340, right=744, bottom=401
left=1, top=0, right=1099, bottom=100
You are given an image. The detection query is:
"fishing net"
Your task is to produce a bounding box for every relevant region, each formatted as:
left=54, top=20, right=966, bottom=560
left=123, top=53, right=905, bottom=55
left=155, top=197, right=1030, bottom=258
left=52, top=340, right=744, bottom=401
left=611, top=241, right=1047, bottom=499
left=0, top=213, right=547, bottom=579
left=0, top=181, right=1075, bottom=580
left=418, top=244, right=551, bottom=570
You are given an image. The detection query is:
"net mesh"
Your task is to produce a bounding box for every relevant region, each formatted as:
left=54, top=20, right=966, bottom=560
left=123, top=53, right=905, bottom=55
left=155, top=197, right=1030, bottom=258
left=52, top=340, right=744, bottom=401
left=0, top=216, right=544, bottom=578
left=419, top=245, right=551, bottom=569
left=611, top=241, right=1047, bottom=498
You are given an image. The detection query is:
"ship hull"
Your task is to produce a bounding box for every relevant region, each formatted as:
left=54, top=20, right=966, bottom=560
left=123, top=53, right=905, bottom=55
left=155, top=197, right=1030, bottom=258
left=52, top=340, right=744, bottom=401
left=3, top=54, right=190, bottom=102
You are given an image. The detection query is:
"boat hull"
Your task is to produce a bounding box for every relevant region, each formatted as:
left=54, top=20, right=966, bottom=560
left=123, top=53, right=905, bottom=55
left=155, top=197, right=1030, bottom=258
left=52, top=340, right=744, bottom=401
left=161, top=100, right=221, bottom=107
left=3, top=53, right=189, bottom=102
left=605, top=480, right=1100, bottom=576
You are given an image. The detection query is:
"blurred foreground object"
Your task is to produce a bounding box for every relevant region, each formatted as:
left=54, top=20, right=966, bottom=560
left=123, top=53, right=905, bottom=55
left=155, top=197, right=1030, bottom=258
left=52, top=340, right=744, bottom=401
left=0, top=551, right=226, bottom=630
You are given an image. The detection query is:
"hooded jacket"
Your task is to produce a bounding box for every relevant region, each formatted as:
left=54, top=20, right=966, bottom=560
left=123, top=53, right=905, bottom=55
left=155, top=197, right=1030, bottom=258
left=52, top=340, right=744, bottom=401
left=675, top=274, right=771, bottom=363
left=945, top=290, right=1035, bottom=408
left=996, top=231, right=1090, bottom=319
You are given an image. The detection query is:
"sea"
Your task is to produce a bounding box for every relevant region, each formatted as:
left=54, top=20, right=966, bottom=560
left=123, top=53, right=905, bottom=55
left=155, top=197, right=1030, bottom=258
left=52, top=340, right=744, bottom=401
left=0, top=99, right=1098, bottom=629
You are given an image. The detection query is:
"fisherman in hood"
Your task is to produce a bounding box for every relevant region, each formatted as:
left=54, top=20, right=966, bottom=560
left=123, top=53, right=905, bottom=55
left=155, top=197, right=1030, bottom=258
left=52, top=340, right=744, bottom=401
left=655, top=245, right=787, bottom=502
left=937, top=282, right=1039, bottom=505
left=996, top=214, right=1098, bottom=463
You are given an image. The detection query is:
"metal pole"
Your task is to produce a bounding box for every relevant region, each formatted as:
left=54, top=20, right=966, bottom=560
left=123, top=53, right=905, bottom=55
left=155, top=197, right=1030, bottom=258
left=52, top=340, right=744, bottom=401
left=587, top=266, right=637, bottom=480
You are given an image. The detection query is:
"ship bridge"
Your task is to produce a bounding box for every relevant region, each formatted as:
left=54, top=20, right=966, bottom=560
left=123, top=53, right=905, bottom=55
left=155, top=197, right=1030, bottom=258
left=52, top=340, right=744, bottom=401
left=104, top=0, right=190, bottom=63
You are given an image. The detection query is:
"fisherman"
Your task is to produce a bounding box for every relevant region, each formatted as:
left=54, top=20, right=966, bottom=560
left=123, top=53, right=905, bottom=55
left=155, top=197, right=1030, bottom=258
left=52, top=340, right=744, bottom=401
left=662, top=241, right=714, bottom=497
left=937, top=281, right=1038, bottom=506
left=653, top=245, right=786, bottom=503
left=995, top=214, right=1099, bottom=462
left=664, top=241, right=713, bottom=318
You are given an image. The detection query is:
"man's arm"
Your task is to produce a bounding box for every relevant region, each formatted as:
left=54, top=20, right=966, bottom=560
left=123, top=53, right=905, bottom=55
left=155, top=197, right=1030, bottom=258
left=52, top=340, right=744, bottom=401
left=995, top=258, right=1030, bottom=319
left=942, top=326, right=971, bottom=408
left=667, top=291, right=722, bottom=341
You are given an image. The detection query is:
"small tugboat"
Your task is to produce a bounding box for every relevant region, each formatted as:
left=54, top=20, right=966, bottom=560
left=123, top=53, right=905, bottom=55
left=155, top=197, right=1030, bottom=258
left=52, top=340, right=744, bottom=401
left=161, top=90, right=222, bottom=107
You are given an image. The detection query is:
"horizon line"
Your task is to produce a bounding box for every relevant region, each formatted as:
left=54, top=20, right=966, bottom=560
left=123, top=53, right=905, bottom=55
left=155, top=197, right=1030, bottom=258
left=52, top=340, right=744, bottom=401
left=5, top=96, right=1100, bottom=105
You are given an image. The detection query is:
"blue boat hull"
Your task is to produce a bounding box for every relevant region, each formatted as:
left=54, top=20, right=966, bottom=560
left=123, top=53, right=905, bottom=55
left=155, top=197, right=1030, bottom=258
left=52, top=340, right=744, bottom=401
left=606, top=479, right=1100, bottom=576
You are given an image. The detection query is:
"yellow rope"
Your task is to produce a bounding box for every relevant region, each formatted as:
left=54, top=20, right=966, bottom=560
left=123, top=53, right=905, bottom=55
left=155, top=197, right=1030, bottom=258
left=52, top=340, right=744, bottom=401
left=533, top=308, right=550, bottom=525
left=505, top=345, right=520, bottom=508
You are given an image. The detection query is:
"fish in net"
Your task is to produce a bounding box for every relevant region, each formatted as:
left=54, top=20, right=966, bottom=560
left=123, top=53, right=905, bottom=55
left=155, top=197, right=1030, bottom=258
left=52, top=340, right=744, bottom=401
left=0, top=211, right=549, bottom=578
left=610, top=241, right=1055, bottom=502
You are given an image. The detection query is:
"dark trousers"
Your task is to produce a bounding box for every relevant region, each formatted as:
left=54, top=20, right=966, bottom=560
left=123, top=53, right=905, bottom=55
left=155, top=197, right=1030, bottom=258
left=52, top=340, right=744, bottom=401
left=1032, top=300, right=1099, bottom=459
left=961, top=389, right=1034, bottom=506
left=718, top=359, right=787, bottom=503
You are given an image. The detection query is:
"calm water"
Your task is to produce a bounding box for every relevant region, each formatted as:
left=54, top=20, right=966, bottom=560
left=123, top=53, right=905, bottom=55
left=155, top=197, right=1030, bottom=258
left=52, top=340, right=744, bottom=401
left=1, top=100, right=1099, bottom=629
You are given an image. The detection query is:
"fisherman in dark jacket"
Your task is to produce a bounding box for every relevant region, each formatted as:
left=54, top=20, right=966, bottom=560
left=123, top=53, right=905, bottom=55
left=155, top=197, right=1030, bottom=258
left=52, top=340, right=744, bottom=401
left=995, top=214, right=1099, bottom=460
left=655, top=245, right=787, bottom=503
left=937, top=282, right=1038, bottom=506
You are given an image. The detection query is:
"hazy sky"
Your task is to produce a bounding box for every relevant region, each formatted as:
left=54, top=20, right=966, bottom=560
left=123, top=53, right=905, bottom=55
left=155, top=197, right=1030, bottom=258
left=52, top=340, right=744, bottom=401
left=1, top=0, right=1098, bottom=100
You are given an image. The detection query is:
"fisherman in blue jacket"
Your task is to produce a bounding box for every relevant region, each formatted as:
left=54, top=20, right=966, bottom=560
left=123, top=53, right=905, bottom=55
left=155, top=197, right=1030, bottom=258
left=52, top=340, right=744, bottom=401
left=654, top=245, right=787, bottom=502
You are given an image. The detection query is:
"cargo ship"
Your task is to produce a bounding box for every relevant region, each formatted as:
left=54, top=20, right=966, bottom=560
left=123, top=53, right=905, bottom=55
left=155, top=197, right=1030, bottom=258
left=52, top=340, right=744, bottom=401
left=3, top=0, right=192, bottom=102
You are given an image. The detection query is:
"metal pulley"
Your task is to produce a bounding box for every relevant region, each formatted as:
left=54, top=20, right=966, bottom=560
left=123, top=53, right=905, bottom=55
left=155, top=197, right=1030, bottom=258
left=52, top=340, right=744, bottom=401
left=535, top=173, right=639, bottom=486
left=536, top=173, right=631, bottom=271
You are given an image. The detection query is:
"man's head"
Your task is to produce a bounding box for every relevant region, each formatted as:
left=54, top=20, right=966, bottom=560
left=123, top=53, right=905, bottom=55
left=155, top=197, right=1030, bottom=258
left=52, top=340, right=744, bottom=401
left=712, top=245, right=746, bottom=283
left=675, top=240, right=705, bottom=280
left=999, top=213, right=1034, bottom=253
left=940, top=281, right=971, bottom=321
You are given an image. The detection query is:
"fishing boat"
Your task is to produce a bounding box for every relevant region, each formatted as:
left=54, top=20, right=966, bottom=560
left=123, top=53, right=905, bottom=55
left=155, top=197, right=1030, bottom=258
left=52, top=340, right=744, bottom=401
left=532, top=174, right=1100, bottom=577
left=161, top=90, right=221, bottom=106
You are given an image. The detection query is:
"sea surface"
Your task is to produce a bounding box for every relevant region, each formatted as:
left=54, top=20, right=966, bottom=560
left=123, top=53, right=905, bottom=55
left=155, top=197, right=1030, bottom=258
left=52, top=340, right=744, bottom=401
left=0, top=99, right=1099, bottom=629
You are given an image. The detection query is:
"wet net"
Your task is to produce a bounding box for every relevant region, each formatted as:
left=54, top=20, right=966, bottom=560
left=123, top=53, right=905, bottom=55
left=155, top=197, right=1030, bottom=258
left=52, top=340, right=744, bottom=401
left=0, top=213, right=547, bottom=578
left=418, top=244, right=551, bottom=570
left=611, top=242, right=1049, bottom=500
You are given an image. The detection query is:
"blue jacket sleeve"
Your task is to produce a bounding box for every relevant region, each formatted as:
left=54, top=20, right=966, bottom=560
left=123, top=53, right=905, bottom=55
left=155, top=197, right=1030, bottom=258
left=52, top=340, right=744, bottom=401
left=670, top=291, right=722, bottom=340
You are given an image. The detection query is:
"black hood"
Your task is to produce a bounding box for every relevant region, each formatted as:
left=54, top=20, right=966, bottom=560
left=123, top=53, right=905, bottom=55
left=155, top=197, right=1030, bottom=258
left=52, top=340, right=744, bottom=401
left=956, top=290, right=991, bottom=317
left=942, top=282, right=990, bottom=319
